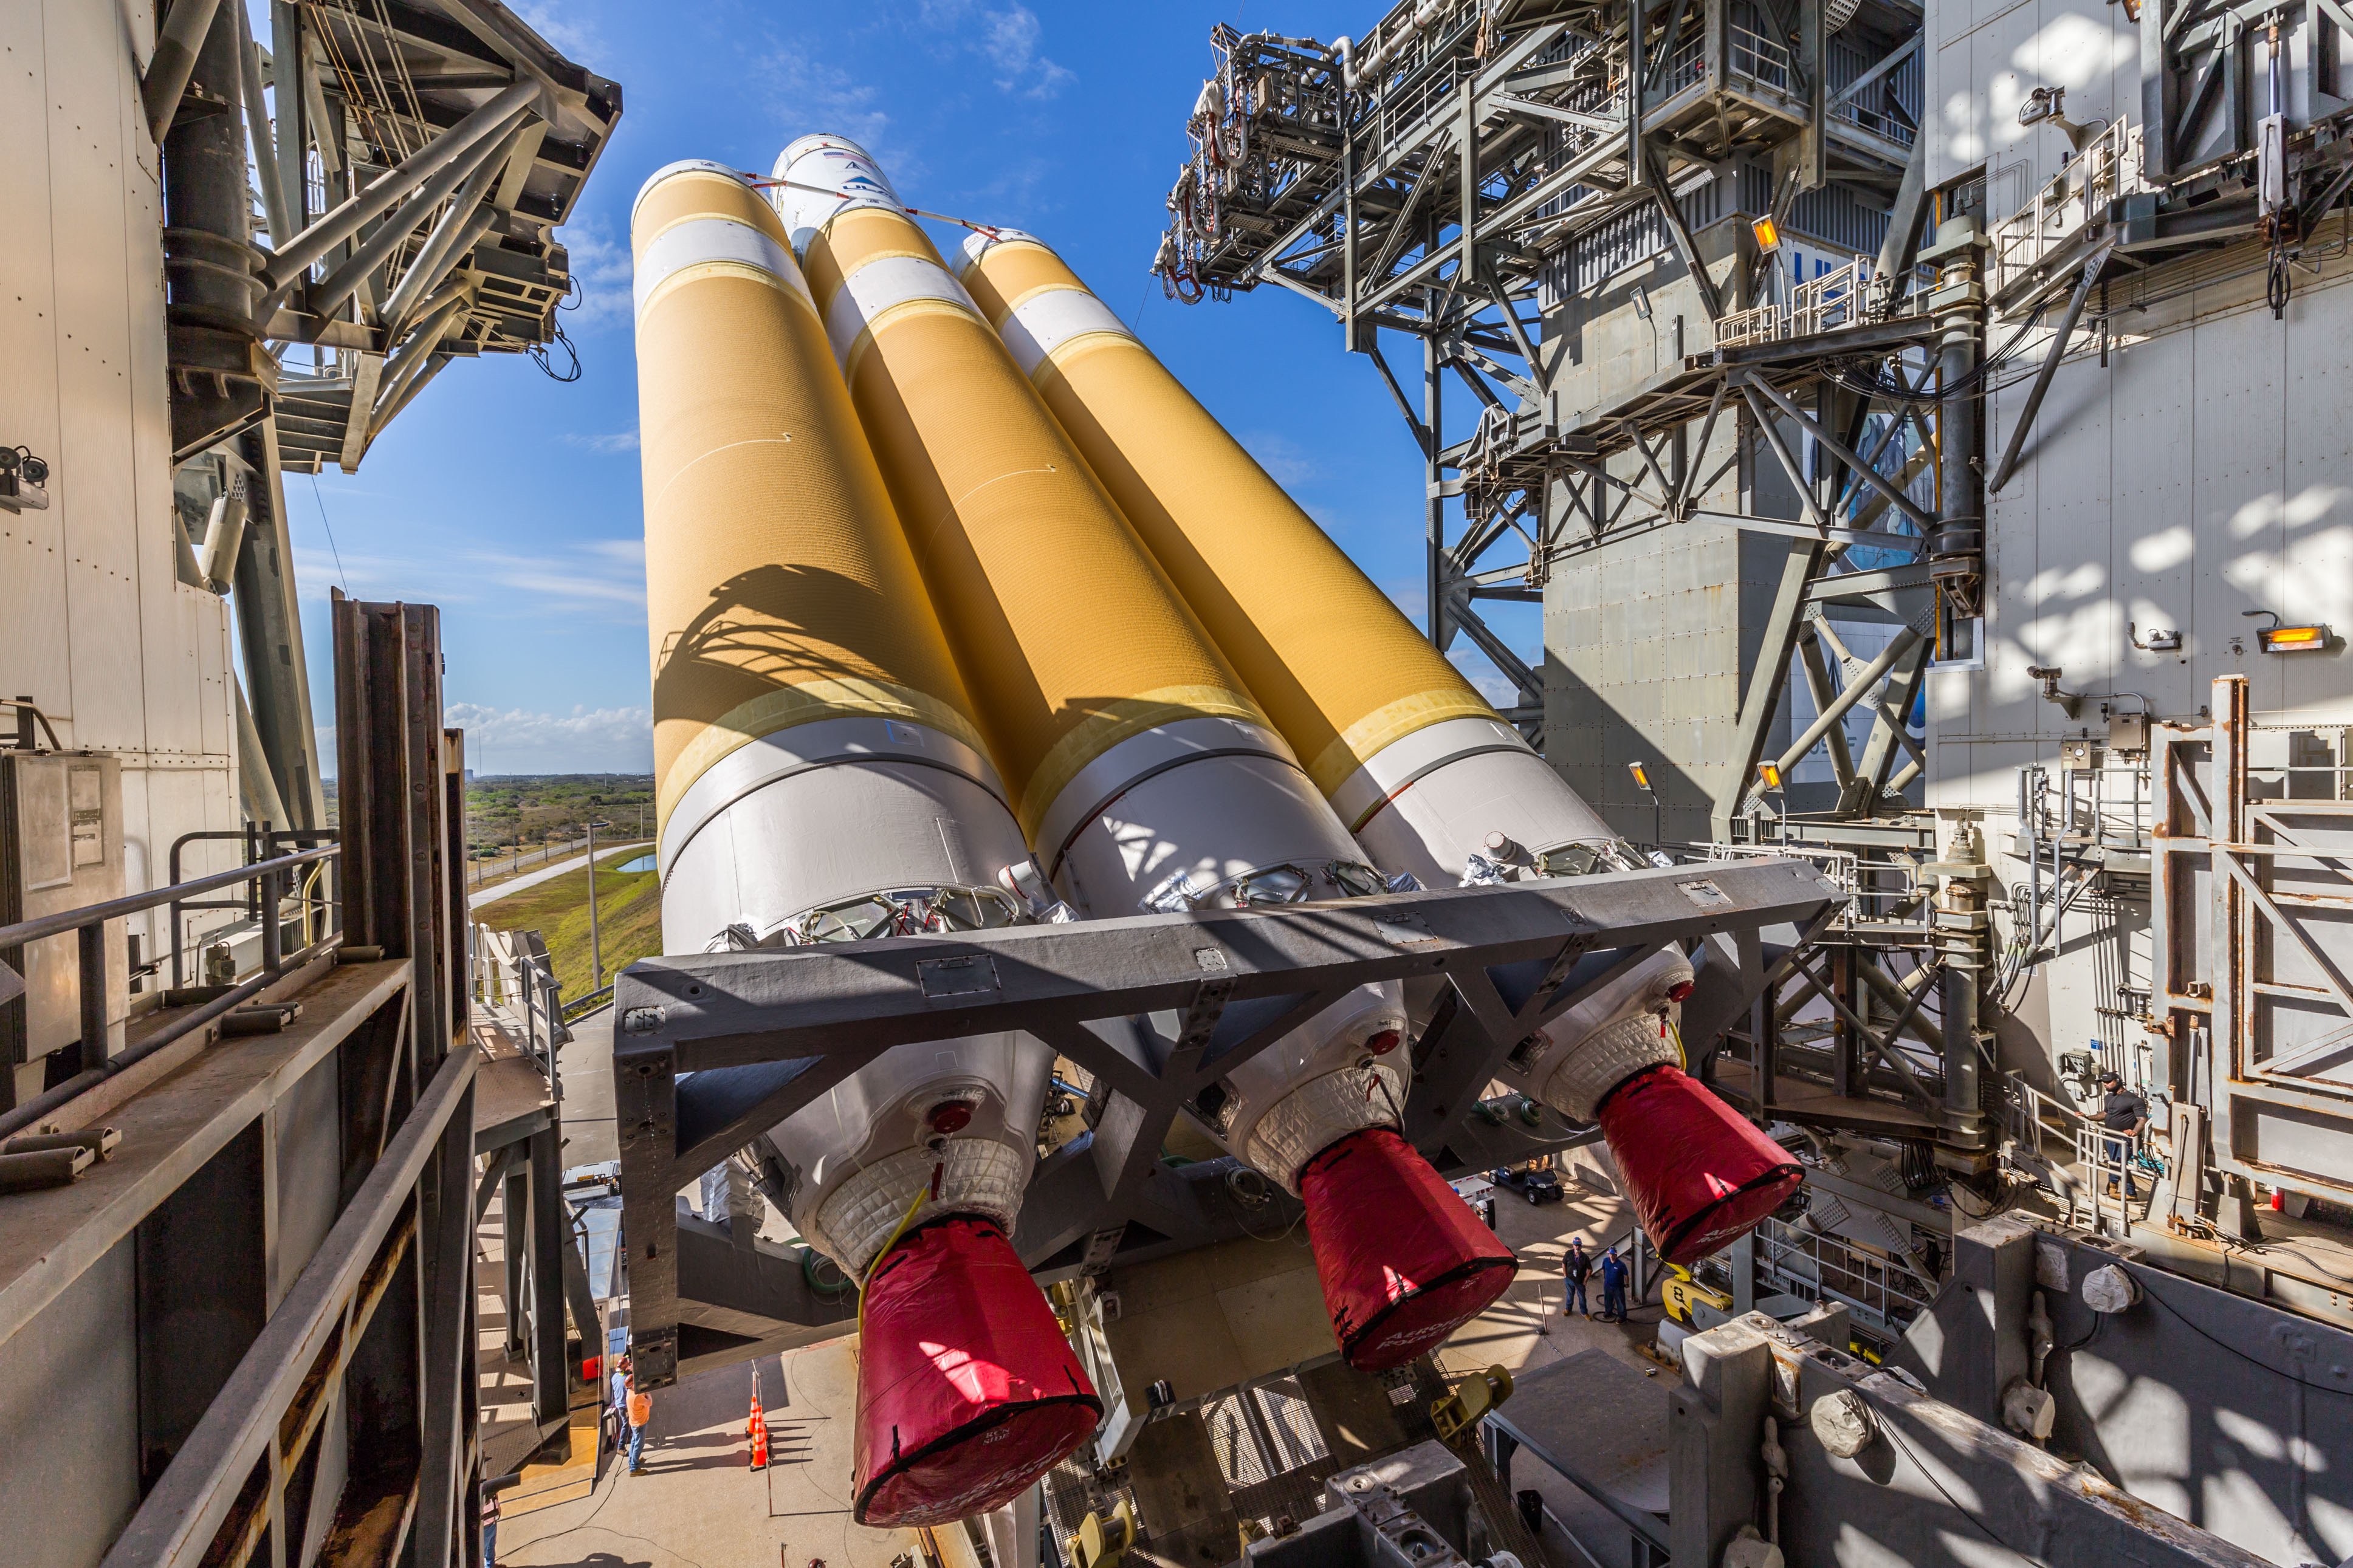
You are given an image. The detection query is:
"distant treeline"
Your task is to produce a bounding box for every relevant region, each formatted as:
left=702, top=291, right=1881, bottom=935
left=323, top=773, right=654, bottom=855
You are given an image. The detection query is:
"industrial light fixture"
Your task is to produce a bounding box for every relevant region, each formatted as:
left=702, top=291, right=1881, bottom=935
left=2245, top=609, right=2333, bottom=652
left=1629, top=760, right=1661, bottom=846
left=1756, top=761, right=1784, bottom=791
left=1630, top=284, right=1653, bottom=320
left=1750, top=215, right=1781, bottom=252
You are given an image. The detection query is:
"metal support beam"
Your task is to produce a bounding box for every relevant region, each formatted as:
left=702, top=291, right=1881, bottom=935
left=260, top=80, right=537, bottom=295
left=1985, top=248, right=2110, bottom=495
left=142, top=0, right=228, bottom=144
left=1714, top=541, right=1824, bottom=838
left=1770, top=623, right=1927, bottom=783
left=232, top=423, right=328, bottom=829
left=307, top=122, right=519, bottom=321
left=527, top=1125, right=568, bottom=1430
left=1424, top=334, right=1448, bottom=648
left=1644, top=148, right=1723, bottom=321
left=232, top=0, right=292, bottom=250
left=1742, top=373, right=1940, bottom=533
left=1843, top=634, right=1930, bottom=814
left=614, top=861, right=1839, bottom=1383
left=1796, top=626, right=1858, bottom=792
left=270, top=2, right=307, bottom=238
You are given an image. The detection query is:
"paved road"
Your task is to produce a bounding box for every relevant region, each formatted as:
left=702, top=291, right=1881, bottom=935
left=468, top=841, right=651, bottom=911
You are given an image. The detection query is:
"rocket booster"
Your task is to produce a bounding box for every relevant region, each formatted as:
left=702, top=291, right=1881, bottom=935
left=633, top=162, right=1096, bottom=1527
left=957, top=231, right=1801, bottom=1265
left=777, top=135, right=1514, bottom=1369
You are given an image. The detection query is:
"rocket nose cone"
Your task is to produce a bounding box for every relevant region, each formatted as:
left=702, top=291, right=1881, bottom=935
left=1298, top=1128, right=1517, bottom=1372
left=777, top=131, right=880, bottom=177
left=853, top=1216, right=1102, bottom=1527
left=1595, top=1064, right=1804, bottom=1265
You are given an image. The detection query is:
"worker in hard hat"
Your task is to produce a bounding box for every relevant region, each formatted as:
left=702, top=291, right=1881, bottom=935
left=1598, top=1247, right=1630, bottom=1323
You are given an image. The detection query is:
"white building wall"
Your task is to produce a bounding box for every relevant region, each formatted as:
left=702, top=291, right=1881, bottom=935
left=0, top=0, right=242, bottom=974
left=1922, top=0, right=2353, bottom=1062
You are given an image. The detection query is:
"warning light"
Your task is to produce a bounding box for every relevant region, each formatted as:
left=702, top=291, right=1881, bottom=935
left=2258, top=623, right=2330, bottom=652
left=1756, top=761, right=1784, bottom=791
left=1751, top=215, right=1782, bottom=251
left=1628, top=760, right=1653, bottom=793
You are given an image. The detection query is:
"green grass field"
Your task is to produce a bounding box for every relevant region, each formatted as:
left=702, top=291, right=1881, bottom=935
left=477, top=851, right=665, bottom=999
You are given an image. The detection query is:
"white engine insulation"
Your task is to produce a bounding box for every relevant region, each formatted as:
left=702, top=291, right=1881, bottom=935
left=1340, top=715, right=1699, bottom=1121
left=786, top=137, right=1409, bottom=1190
left=639, top=159, right=1051, bottom=1276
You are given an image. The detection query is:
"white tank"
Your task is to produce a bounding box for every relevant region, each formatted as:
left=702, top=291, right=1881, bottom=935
left=772, top=134, right=1412, bottom=1197
left=631, top=159, right=1051, bottom=1274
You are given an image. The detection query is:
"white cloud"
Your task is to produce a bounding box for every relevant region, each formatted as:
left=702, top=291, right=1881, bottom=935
left=469, top=549, right=646, bottom=611
left=562, top=428, right=640, bottom=453
left=1449, top=649, right=1527, bottom=709
left=445, top=702, right=654, bottom=775
left=292, top=534, right=646, bottom=621
left=558, top=219, right=634, bottom=329
left=765, top=48, right=898, bottom=167
left=917, top=1, right=1074, bottom=97
left=509, top=1, right=602, bottom=64
left=1243, top=432, right=1319, bottom=490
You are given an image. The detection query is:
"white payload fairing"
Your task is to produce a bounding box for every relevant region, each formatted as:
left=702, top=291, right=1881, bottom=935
left=632, top=162, right=1098, bottom=1529
left=954, top=230, right=1804, bottom=1267
left=773, top=134, right=1517, bottom=1372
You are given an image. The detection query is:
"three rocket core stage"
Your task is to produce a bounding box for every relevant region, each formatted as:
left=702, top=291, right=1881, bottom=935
left=633, top=136, right=1796, bottom=1527
left=952, top=227, right=1804, bottom=1273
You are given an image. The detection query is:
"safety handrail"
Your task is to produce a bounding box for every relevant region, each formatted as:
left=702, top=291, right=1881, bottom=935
left=2004, top=1070, right=2142, bottom=1232
left=0, top=842, right=343, bottom=1140
left=473, top=930, right=566, bottom=1109
left=167, top=827, right=337, bottom=988
left=0, top=843, right=335, bottom=949
left=1987, top=117, right=2146, bottom=302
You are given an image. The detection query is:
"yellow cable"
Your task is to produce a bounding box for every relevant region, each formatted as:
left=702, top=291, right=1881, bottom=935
left=855, top=1172, right=936, bottom=1337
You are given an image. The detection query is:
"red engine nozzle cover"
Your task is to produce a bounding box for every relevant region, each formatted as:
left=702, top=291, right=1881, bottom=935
left=854, top=1215, right=1102, bottom=1526
left=1595, top=1064, right=1804, bottom=1264
left=1299, top=1126, right=1519, bottom=1371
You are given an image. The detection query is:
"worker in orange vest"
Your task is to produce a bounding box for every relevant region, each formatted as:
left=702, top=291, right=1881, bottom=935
left=626, top=1374, right=651, bottom=1474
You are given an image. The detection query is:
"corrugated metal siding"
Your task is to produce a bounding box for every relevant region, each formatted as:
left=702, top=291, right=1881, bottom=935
left=1829, top=35, right=1922, bottom=145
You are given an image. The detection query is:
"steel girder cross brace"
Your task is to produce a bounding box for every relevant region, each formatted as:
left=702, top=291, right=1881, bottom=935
left=610, top=860, right=1842, bottom=1386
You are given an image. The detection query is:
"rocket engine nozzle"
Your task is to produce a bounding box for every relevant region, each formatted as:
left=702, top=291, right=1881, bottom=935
left=1297, top=1127, right=1517, bottom=1371
left=853, top=1216, right=1102, bottom=1527
left=1594, top=1064, right=1805, bottom=1265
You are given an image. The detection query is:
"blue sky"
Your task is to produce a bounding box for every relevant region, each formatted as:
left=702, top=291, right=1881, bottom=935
left=292, top=0, right=1536, bottom=775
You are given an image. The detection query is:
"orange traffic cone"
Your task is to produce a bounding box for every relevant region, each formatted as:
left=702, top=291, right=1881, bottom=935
left=749, top=1388, right=770, bottom=1471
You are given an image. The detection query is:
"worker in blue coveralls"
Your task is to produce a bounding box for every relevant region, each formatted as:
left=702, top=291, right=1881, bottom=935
left=1598, top=1245, right=1630, bottom=1323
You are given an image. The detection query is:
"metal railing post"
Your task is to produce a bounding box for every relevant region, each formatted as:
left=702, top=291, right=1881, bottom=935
left=80, top=923, right=109, bottom=1067
left=259, top=863, right=283, bottom=974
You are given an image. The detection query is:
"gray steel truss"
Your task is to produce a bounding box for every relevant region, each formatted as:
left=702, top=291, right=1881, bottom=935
left=611, top=857, right=1844, bottom=1388
left=151, top=0, right=621, bottom=849
left=1155, top=0, right=1932, bottom=751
